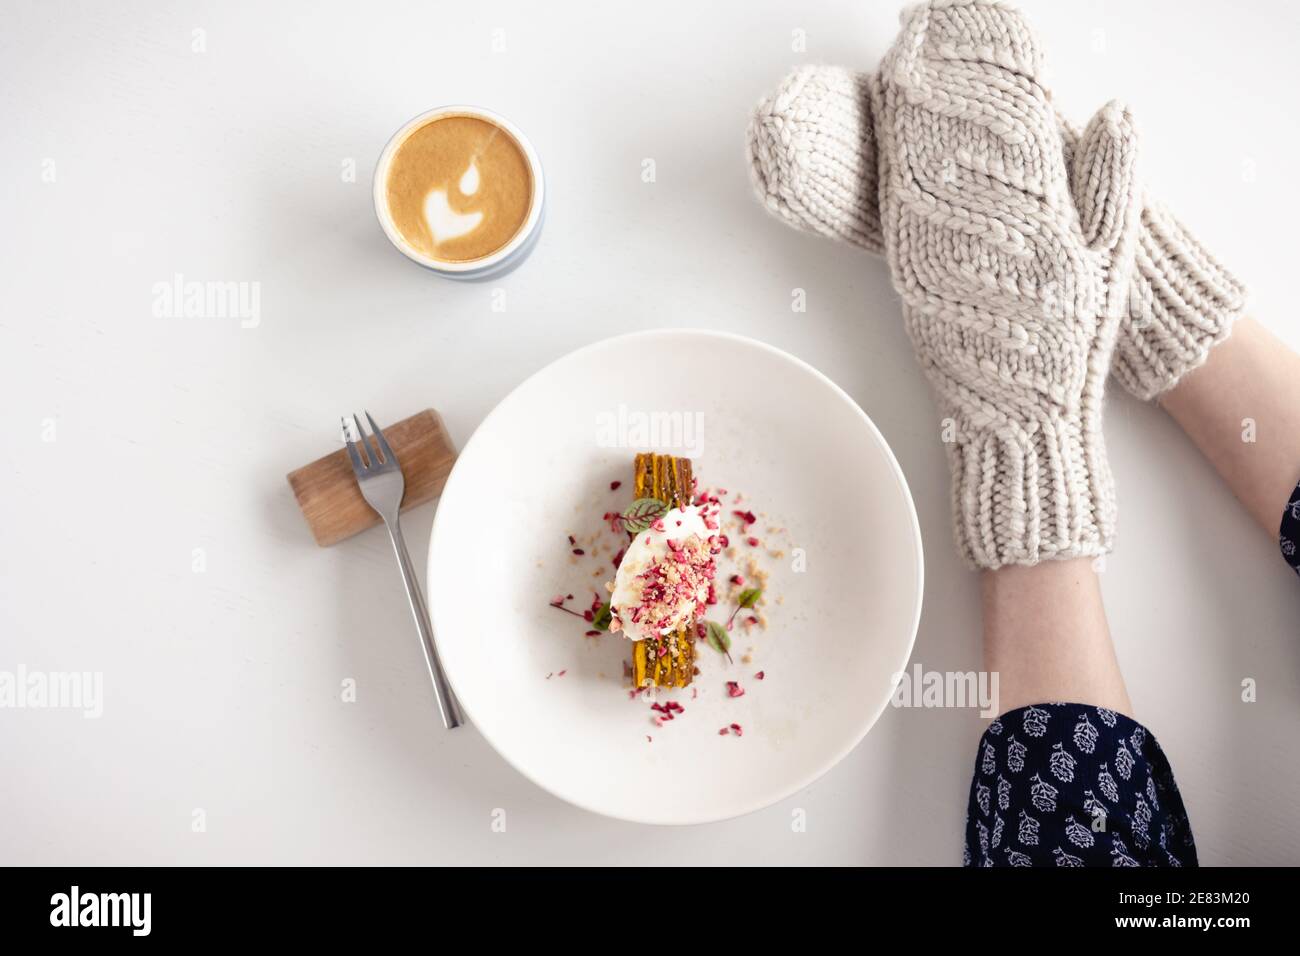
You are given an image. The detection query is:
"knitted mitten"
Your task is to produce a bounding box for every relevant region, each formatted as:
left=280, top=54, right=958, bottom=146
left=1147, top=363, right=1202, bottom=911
left=873, top=0, right=1142, bottom=568
left=747, top=20, right=1247, bottom=402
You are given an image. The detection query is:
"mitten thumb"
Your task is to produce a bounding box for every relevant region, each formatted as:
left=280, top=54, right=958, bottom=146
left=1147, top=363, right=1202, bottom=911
left=746, top=65, right=884, bottom=255
left=1070, top=101, right=1141, bottom=254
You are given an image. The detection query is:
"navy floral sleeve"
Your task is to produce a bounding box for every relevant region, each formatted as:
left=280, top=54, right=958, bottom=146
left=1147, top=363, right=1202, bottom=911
left=964, top=704, right=1196, bottom=867
left=1279, top=480, right=1300, bottom=574
left=963, top=482, right=1300, bottom=866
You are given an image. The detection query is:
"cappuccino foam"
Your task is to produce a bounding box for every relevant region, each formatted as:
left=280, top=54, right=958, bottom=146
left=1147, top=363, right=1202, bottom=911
left=384, top=114, right=533, bottom=263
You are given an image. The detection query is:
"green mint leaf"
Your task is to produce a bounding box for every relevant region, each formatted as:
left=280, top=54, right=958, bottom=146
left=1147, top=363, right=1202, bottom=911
left=737, top=587, right=763, bottom=610
left=592, top=602, right=612, bottom=632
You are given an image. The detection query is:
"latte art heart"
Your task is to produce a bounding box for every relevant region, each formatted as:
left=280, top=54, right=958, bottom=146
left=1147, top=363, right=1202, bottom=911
left=423, top=188, right=483, bottom=244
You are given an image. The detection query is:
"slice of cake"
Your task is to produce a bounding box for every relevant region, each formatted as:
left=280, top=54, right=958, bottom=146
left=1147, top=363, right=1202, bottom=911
left=609, top=453, right=721, bottom=689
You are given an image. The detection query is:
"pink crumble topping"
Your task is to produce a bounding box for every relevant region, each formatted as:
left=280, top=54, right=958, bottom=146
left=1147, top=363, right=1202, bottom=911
left=650, top=701, right=684, bottom=722
left=618, top=531, right=717, bottom=639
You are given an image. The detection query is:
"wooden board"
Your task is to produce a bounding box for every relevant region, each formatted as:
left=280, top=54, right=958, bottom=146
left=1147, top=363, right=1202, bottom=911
left=286, top=409, right=457, bottom=546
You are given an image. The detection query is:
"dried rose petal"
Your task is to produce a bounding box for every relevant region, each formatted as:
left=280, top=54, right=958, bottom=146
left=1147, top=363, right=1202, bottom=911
left=726, top=681, right=745, bottom=698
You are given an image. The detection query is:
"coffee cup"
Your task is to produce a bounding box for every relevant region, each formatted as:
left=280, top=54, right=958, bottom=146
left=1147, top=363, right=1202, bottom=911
left=373, top=106, right=545, bottom=280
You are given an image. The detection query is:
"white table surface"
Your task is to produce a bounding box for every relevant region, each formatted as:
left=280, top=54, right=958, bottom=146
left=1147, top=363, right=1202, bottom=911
left=3, top=0, right=1299, bottom=866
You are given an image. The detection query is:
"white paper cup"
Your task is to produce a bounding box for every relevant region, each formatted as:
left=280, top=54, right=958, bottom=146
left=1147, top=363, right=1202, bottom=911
left=373, top=106, right=545, bottom=281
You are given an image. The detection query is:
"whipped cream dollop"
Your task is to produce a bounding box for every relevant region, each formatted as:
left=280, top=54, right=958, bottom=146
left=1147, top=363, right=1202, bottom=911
left=610, top=505, right=720, bottom=643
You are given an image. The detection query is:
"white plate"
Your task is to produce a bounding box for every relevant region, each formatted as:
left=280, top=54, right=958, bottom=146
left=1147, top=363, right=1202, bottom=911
left=428, top=330, right=923, bottom=825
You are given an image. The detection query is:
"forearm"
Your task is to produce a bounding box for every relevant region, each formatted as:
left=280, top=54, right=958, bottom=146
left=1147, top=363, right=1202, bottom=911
left=1160, top=318, right=1300, bottom=535
left=982, top=559, right=1131, bottom=717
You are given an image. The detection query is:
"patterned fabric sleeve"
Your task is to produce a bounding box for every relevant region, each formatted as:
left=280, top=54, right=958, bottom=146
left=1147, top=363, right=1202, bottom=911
left=964, top=704, right=1197, bottom=867
left=1279, top=480, right=1300, bottom=575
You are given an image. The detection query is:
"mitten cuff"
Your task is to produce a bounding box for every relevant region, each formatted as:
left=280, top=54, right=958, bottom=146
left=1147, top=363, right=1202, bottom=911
left=1112, top=203, right=1249, bottom=401
left=949, top=418, right=1116, bottom=570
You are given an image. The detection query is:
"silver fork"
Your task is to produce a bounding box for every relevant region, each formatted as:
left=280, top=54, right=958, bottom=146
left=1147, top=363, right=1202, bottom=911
left=344, top=411, right=464, bottom=730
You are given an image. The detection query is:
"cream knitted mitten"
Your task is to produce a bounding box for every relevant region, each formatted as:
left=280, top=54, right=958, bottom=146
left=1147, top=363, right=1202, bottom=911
left=873, top=0, right=1141, bottom=568
left=748, top=23, right=1247, bottom=402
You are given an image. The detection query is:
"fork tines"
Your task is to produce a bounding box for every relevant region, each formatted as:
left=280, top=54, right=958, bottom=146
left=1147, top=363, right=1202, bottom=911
left=343, top=410, right=397, bottom=474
